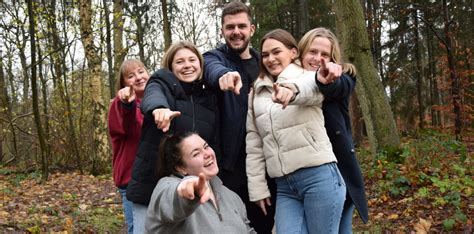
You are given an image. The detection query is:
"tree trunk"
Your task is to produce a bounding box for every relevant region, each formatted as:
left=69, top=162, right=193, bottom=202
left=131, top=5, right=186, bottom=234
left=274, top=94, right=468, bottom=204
left=113, top=0, right=126, bottom=87
left=0, top=50, right=12, bottom=163
left=296, top=0, right=309, bottom=40
left=79, top=0, right=110, bottom=174
left=413, top=7, right=424, bottom=129
left=161, top=0, right=172, bottom=51
left=27, top=0, right=49, bottom=181
left=349, top=91, right=364, bottom=146
left=103, top=0, right=115, bottom=98
left=335, top=0, right=400, bottom=154
left=37, top=45, right=51, bottom=167
left=442, top=0, right=462, bottom=139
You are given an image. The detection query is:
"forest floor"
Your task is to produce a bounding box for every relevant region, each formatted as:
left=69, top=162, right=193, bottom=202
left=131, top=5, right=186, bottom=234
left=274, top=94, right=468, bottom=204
left=0, top=130, right=472, bottom=233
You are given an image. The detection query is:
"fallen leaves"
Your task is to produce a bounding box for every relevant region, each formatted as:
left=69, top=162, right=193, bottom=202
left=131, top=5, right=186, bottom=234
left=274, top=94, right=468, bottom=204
left=0, top=169, right=123, bottom=232
left=413, top=217, right=432, bottom=233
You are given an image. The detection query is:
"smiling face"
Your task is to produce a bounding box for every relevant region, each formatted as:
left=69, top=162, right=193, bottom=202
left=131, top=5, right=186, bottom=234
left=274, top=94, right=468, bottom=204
left=171, top=48, right=202, bottom=83
left=301, top=37, right=332, bottom=71
left=261, top=38, right=297, bottom=77
left=121, top=62, right=149, bottom=97
left=177, top=134, right=218, bottom=180
left=221, top=12, right=255, bottom=55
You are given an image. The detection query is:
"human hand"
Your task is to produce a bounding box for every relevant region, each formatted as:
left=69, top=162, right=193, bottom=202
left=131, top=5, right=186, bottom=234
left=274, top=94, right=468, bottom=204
left=271, top=83, right=294, bottom=109
left=117, top=86, right=136, bottom=103
left=177, top=173, right=211, bottom=204
left=254, top=197, right=272, bottom=216
left=317, top=59, right=342, bottom=84
left=218, top=71, right=242, bottom=95
left=152, top=108, right=181, bottom=132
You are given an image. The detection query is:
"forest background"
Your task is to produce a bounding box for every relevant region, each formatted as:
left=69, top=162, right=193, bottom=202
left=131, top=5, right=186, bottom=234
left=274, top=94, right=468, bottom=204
left=0, top=0, right=472, bottom=232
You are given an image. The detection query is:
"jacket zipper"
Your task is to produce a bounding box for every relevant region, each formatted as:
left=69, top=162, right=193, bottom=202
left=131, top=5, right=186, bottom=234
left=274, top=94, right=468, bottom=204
left=269, top=104, right=284, bottom=175
left=191, top=95, right=195, bottom=131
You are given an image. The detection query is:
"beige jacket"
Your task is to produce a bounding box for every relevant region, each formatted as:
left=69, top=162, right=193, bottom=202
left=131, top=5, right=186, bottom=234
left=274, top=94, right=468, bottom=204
left=246, top=63, right=337, bottom=202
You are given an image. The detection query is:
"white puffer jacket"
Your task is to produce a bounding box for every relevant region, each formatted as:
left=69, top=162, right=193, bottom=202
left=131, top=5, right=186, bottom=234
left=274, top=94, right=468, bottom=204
left=246, top=63, right=337, bottom=202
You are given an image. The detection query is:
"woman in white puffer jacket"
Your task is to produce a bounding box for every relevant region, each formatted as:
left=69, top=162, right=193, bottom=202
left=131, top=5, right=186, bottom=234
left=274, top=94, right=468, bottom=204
left=246, top=28, right=346, bottom=234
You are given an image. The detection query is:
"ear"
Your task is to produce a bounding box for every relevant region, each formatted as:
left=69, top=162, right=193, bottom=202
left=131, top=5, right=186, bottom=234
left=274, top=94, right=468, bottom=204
left=175, top=166, right=187, bottom=176
left=290, top=48, right=298, bottom=60
left=250, top=24, right=256, bottom=37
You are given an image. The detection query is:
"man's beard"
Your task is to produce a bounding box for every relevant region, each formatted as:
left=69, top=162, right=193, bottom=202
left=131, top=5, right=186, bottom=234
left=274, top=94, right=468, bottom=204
left=225, top=37, right=250, bottom=55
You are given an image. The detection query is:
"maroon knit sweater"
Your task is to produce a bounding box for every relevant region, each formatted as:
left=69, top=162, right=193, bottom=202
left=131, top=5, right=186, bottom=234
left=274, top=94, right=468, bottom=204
left=108, top=97, right=143, bottom=188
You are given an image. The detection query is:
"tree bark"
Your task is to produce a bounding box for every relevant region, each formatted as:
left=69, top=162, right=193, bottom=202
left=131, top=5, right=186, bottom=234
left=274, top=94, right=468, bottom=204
left=27, top=0, right=49, bottom=181
left=161, top=0, right=172, bottom=51
left=113, top=0, right=126, bottom=88
left=413, top=7, right=424, bottom=129
left=103, top=0, right=115, bottom=98
left=442, top=0, right=462, bottom=139
left=335, top=0, right=400, bottom=154
left=79, top=0, right=110, bottom=174
left=296, top=0, right=309, bottom=40
left=0, top=50, right=12, bottom=163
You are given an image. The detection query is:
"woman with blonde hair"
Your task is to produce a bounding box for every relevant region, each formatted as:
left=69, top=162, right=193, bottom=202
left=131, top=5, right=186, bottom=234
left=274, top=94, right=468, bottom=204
left=108, top=59, right=149, bottom=234
left=126, top=41, right=219, bottom=233
left=298, top=27, right=369, bottom=232
left=246, top=29, right=346, bottom=233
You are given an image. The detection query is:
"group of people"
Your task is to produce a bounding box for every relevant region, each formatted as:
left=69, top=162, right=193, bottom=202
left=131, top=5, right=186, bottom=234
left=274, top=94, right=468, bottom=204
left=108, top=1, right=368, bottom=234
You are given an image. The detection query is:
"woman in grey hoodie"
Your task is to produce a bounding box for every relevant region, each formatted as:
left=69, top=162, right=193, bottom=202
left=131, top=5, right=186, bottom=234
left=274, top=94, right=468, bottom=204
left=145, top=132, right=256, bottom=234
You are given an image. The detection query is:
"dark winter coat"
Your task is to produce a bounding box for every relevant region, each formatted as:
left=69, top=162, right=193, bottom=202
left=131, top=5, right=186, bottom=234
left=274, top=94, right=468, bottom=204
left=318, top=73, right=369, bottom=223
left=126, top=69, right=219, bottom=205
left=203, top=44, right=259, bottom=171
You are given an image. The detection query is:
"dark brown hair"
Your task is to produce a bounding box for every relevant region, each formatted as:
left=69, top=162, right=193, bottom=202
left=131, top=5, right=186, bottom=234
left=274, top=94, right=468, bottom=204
left=258, top=29, right=298, bottom=79
left=221, top=1, right=252, bottom=25
left=156, top=131, right=196, bottom=181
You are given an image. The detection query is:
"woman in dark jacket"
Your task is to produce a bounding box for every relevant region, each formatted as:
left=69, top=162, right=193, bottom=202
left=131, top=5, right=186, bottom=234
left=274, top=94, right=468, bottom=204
left=298, top=27, right=369, bottom=233
left=126, top=41, right=219, bottom=234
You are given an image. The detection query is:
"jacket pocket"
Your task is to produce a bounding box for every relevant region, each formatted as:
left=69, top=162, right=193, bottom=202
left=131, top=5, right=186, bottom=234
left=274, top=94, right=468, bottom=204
left=302, top=128, right=319, bottom=151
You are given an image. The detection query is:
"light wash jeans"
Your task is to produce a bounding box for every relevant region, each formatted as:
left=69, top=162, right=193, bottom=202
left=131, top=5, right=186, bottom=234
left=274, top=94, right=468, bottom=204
left=118, top=188, right=134, bottom=234
left=132, top=202, right=148, bottom=234
left=275, top=163, right=346, bottom=234
left=339, top=202, right=355, bottom=234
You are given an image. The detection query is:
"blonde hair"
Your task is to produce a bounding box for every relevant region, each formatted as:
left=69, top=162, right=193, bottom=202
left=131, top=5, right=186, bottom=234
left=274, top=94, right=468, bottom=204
left=161, top=41, right=204, bottom=80
left=116, top=59, right=148, bottom=92
left=298, top=27, right=356, bottom=77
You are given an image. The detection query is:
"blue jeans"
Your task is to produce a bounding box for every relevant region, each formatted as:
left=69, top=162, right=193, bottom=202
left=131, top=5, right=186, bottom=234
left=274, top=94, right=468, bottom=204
left=132, top=202, right=148, bottom=234
left=275, top=163, right=346, bottom=234
left=339, top=201, right=355, bottom=233
left=118, top=188, right=134, bottom=234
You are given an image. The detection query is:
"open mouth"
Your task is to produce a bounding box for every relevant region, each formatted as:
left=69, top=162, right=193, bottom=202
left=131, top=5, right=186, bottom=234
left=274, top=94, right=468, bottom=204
left=204, top=160, right=214, bottom=167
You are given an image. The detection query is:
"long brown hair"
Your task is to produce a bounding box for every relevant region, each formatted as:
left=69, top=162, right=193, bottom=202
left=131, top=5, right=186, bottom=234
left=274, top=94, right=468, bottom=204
left=258, top=29, right=298, bottom=79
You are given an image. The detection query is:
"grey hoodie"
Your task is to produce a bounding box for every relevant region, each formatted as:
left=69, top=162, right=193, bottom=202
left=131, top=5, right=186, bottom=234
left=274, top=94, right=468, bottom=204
left=145, top=175, right=256, bottom=234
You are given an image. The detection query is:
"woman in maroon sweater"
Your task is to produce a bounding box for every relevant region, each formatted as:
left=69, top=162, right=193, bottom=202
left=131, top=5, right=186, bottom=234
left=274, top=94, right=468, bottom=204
left=108, top=59, right=150, bottom=234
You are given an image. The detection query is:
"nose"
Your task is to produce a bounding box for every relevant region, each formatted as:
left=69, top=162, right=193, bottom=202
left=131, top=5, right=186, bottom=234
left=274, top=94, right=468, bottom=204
left=231, top=26, right=240, bottom=34
left=203, top=147, right=214, bottom=159
left=183, top=61, right=191, bottom=68
left=268, top=54, right=276, bottom=62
